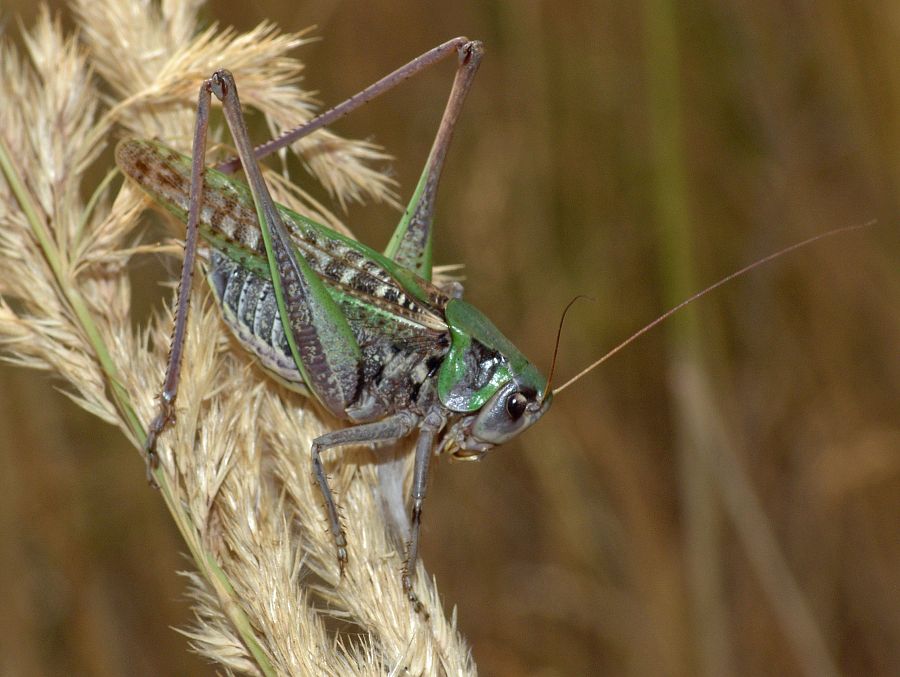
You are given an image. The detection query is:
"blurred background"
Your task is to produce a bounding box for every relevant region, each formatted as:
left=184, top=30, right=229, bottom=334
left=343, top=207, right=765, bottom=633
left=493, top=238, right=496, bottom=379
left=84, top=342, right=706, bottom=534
left=1, top=1, right=898, bottom=675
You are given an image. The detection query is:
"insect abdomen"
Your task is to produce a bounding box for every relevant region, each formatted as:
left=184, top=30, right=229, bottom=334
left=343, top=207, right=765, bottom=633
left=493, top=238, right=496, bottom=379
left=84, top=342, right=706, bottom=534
left=207, top=251, right=310, bottom=392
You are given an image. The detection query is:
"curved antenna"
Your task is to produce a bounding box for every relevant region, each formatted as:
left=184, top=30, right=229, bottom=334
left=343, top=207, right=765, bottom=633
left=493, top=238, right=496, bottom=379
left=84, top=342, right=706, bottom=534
left=542, top=295, right=595, bottom=399
left=552, top=221, right=873, bottom=396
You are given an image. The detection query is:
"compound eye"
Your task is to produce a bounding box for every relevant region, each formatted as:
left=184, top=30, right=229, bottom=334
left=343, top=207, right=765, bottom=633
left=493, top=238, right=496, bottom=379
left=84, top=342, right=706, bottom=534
left=506, top=392, right=528, bottom=420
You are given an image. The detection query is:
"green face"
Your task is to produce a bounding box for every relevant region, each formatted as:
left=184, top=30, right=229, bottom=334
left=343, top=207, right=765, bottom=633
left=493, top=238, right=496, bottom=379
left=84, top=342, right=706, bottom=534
left=437, top=299, right=552, bottom=457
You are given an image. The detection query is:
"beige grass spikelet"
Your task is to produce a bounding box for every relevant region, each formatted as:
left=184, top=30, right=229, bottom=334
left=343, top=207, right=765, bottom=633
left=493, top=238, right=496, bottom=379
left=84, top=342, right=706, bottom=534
left=0, top=2, right=474, bottom=674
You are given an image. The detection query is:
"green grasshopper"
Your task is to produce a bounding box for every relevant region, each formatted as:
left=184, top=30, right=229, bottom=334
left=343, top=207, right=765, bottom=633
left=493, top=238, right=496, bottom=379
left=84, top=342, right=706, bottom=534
left=117, top=38, right=551, bottom=610
left=116, top=35, right=860, bottom=613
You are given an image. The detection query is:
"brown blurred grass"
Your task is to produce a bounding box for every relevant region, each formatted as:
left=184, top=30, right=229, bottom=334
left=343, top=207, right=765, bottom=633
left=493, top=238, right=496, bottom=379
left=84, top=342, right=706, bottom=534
left=1, top=1, right=898, bottom=675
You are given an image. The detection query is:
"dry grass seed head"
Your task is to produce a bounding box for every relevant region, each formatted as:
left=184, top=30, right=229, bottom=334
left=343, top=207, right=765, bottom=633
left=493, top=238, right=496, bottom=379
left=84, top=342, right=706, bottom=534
left=0, top=1, right=473, bottom=674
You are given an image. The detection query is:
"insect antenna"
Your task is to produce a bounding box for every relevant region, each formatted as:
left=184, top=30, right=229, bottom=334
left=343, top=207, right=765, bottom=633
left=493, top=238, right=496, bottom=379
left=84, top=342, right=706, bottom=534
left=542, top=295, right=595, bottom=400
left=552, top=221, right=873, bottom=396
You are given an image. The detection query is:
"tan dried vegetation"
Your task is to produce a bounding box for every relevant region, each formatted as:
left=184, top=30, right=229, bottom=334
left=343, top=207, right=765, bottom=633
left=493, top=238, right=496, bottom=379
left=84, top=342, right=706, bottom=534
left=0, top=1, right=472, bottom=674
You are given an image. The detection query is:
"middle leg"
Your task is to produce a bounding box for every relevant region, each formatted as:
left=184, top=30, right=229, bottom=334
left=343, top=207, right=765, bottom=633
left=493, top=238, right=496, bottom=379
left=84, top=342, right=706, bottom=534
left=311, top=411, right=420, bottom=573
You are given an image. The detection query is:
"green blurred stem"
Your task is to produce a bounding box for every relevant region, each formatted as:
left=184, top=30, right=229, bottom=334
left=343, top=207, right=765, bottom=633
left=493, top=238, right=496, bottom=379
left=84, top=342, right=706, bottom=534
left=641, top=2, right=732, bottom=676
left=641, top=7, right=841, bottom=677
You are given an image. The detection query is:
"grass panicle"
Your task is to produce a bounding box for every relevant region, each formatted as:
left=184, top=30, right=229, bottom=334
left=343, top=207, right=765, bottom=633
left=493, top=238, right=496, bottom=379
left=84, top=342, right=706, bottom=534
left=0, top=2, right=472, bottom=674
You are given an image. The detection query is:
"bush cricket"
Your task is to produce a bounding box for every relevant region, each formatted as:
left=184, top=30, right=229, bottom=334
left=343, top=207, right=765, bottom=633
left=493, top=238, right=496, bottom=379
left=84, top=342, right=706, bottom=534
left=116, top=36, right=865, bottom=615
left=118, top=38, right=544, bottom=612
